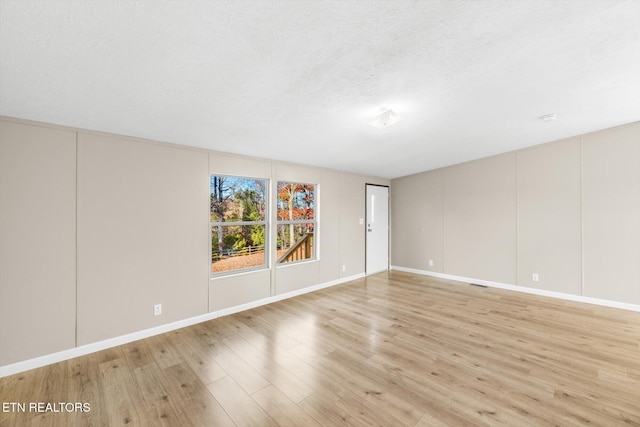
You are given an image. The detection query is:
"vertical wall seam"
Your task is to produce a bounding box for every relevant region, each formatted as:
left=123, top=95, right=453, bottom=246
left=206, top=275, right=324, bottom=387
left=441, top=169, right=445, bottom=274
left=515, top=152, right=519, bottom=287
left=580, top=136, right=585, bottom=297
left=75, top=132, right=79, bottom=347
left=338, top=173, right=341, bottom=277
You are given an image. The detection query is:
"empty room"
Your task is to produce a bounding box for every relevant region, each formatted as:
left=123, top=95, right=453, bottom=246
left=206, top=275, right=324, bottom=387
left=1, top=0, right=639, bottom=425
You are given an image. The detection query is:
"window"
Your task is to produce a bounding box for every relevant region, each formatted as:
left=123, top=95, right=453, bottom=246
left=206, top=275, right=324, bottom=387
left=276, top=182, right=316, bottom=264
left=211, top=176, right=267, bottom=275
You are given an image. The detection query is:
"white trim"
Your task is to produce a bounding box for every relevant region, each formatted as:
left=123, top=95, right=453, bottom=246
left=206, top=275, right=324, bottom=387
left=0, top=273, right=364, bottom=379
left=391, top=265, right=640, bottom=313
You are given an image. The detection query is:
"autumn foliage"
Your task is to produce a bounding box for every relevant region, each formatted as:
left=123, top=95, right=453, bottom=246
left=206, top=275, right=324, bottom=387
left=277, top=183, right=315, bottom=251
left=277, top=183, right=315, bottom=221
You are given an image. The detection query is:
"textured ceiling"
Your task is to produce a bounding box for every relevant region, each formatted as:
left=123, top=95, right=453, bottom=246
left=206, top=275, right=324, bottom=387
left=1, top=0, right=639, bottom=179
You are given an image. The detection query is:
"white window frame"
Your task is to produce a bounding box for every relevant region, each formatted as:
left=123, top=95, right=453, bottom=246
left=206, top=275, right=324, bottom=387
left=276, top=181, right=317, bottom=265
left=210, top=175, right=269, bottom=277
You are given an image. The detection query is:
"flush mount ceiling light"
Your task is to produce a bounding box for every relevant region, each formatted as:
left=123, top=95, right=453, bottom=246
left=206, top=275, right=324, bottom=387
left=539, top=113, right=557, bottom=122
left=369, top=109, right=400, bottom=128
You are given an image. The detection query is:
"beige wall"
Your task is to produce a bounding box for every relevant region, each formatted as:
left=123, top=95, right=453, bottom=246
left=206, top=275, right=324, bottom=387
left=77, top=133, right=210, bottom=345
left=583, top=125, right=640, bottom=304
left=0, top=121, right=77, bottom=366
left=0, top=117, right=388, bottom=368
left=339, top=173, right=368, bottom=277
left=391, top=121, right=640, bottom=306
left=391, top=170, right=443, bottom=273
left=443, top=153, right=517, bottom=284
left=318, top=169, right=341, bottom=283
left=517, top=138, right=582, bottom=294
left=209, top=269, right=271, bottom=311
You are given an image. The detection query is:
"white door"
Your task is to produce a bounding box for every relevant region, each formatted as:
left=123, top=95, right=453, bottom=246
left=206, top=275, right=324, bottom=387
left=366, top=184, right=389, bottom=275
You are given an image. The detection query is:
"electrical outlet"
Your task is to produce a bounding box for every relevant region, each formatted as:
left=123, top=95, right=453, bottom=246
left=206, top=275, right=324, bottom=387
left=154, top=304, right=162, bottom=316
left=532, top=274, right=539, bottom=282
left=341, top=265, right=346, bottom=272
left=428, top=259, right=434, bottom=267
left=359, top=218, right=364, bottom=225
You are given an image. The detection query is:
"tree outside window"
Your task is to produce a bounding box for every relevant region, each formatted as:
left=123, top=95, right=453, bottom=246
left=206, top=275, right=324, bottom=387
left=277, top=182, right=316, bottom=264
left=210, top=176, right=267, bottom=275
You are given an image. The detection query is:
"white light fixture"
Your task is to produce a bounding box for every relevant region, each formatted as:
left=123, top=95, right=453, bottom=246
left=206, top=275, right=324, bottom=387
left=369, top=109, right=400, bottom=128
left=539, top=113, right=557, bottom=122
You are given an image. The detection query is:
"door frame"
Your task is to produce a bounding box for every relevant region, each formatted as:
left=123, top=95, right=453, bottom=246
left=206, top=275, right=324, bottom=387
left=365, top=183, right=390, bottom=275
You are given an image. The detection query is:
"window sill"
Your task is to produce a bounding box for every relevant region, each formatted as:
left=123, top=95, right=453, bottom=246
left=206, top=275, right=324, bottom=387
left=210, top=266, right=269, bottom=280
left=275, top=258, right=318, bottom=269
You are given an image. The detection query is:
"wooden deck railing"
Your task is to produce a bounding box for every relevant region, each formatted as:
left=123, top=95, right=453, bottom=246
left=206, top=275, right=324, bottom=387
left=277, top=233, right=313, bottom=263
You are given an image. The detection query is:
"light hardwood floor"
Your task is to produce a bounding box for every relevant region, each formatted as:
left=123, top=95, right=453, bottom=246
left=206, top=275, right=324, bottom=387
left=1, top=271, right=640, bottom=426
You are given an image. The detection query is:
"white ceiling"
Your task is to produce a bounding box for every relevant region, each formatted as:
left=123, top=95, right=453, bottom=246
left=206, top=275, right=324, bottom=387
left=1, top=0, right=639, bottom=179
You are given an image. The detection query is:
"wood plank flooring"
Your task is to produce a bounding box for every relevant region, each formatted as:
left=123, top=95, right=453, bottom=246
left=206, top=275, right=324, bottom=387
left=2, top=271, right=640, bottom=426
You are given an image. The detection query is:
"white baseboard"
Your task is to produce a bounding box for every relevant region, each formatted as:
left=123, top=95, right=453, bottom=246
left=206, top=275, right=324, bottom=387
left=0, top=273, right=364, bottom=379
left=391, top=265, right=640, bottom=313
